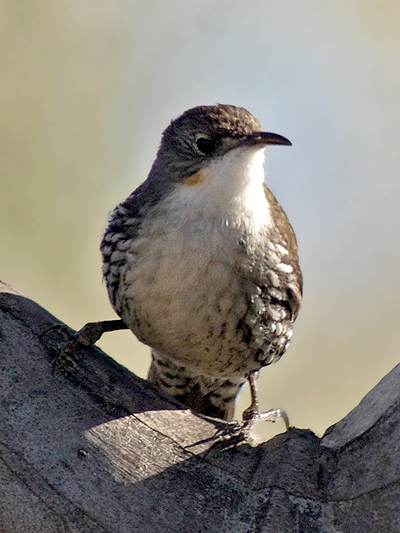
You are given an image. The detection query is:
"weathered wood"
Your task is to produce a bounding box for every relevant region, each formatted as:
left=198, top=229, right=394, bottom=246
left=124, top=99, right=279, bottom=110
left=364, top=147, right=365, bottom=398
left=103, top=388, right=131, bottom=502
left=0, top=280, right=399, bottom=532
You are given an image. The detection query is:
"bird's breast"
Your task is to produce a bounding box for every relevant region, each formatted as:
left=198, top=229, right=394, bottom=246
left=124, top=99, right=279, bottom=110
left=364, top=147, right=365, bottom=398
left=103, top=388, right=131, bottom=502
left=112, top=183, right=296, bottom=378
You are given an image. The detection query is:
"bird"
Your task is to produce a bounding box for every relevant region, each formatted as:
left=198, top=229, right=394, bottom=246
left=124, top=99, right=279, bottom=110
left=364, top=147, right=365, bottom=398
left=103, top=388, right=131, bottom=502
left=86, top=104, right=302, bottom=425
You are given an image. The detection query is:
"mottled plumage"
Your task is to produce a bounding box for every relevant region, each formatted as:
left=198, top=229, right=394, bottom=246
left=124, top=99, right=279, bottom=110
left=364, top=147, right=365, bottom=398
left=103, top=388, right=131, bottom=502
left=101, top=104, right=302, bottom=421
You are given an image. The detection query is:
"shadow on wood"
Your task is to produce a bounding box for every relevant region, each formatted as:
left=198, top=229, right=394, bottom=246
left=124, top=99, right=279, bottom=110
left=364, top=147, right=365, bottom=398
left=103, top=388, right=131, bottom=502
left=0, top=280, right=399, bottom=532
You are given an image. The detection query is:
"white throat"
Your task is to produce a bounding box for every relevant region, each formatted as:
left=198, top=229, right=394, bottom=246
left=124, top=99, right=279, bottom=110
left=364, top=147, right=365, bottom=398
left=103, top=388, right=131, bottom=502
left=174, top=145, right=272, bottom=229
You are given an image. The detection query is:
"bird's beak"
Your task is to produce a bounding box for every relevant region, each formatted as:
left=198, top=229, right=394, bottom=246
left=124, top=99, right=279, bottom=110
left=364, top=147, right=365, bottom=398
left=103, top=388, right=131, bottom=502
left=239, top=131, right=292, bottom=147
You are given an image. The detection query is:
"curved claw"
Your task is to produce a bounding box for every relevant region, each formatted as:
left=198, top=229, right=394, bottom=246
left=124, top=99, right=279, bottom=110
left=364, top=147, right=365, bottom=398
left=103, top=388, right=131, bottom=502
left=242, top=372, right=291, bottom=434
left=257, top=408, right=290, bottom=430
left=241, top=407, right=290, bottom=434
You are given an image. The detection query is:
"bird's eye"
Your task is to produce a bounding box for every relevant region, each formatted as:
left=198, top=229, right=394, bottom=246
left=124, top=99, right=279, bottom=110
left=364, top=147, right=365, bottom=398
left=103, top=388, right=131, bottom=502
left=195, top=137, right=216, bottom=156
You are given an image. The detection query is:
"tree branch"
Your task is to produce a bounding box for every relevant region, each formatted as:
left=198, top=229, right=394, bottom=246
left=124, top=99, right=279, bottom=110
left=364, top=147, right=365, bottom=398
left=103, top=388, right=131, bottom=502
left=0, top=280, right=399, bottom=532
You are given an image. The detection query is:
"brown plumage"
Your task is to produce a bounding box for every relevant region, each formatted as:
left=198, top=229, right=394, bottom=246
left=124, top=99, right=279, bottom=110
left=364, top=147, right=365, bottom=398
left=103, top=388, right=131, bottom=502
left=101, top=104, right=302, bottom=421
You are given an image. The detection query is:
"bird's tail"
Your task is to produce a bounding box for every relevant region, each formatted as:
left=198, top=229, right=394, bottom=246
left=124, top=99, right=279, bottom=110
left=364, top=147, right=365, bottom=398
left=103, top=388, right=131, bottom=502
left=148, top=350, right=245, bottom=421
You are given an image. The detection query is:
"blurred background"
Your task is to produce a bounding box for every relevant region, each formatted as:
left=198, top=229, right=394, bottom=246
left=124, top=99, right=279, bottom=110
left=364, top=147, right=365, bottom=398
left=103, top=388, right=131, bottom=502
left=1, top=0, right=400, bottom=440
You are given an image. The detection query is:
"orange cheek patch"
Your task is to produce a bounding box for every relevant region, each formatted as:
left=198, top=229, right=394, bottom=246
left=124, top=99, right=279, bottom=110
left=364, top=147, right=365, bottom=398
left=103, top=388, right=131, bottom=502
left=182, top=169, right=206, bottom=186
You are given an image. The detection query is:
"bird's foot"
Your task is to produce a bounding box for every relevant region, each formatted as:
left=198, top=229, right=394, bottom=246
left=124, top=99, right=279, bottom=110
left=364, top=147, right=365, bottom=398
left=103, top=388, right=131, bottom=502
left=197, top=406, right=290, bottom=458
left=40, top=319, right=127, bottom=374
left=239, top=370, right=291, bottom=437
left=241, top=404, right=290, bottom=435
left=40, top=324, right=82, bottom=373
left=205, top=407, right=290, bottom=454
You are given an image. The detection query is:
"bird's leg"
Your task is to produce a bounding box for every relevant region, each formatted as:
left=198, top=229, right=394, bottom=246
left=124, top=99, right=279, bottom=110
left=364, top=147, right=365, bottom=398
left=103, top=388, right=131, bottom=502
left=41, top=319, right=128, bottom=372
left=72, top=319, right=128, bottom=346
left=189, top=373, right=291, bottom=456
left=242, top=371, right=261, bottom=421
left=42, top=319, right=128, bottom=345
left=242, top=371, right=290, bottom=432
